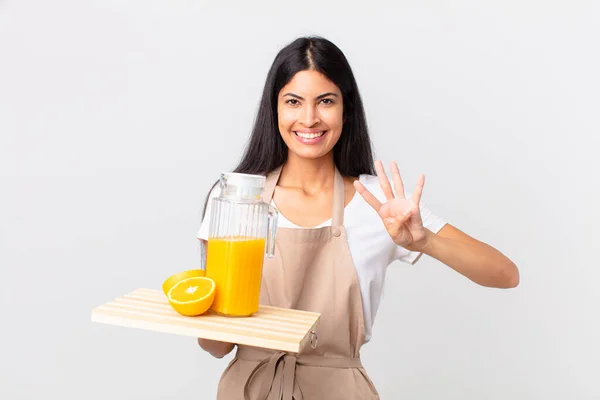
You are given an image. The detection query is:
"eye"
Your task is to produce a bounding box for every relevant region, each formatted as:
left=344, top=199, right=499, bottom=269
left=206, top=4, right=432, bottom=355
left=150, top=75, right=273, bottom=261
left=320, top=98, right=334, bottom=105
left=285, top=98, right=300, bottom=105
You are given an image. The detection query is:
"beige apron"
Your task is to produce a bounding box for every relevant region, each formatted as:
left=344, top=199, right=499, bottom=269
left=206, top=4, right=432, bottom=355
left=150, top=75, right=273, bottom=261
left=216, top=166, right=380, bottom=400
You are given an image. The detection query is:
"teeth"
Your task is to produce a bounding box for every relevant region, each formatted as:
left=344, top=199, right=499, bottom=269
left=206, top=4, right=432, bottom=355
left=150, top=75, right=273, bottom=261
left=295, top=131, right=325, bottom=139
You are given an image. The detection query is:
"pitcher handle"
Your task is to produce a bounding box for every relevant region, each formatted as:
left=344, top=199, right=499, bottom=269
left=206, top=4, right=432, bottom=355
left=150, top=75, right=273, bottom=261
left=265, top=205, right=278, bottom=258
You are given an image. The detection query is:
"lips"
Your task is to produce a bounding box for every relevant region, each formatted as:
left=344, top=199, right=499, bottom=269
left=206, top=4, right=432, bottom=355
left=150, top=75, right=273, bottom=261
left=292, top=130, right=328, bottom=145
left=294, top=131, right=326, bottom=139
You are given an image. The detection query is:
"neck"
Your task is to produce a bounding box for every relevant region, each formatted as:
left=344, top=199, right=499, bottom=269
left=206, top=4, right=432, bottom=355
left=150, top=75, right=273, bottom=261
left=279, top=151, right=336, bottom=194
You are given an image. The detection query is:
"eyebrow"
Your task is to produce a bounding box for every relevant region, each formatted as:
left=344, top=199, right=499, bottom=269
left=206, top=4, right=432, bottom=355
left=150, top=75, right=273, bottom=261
left=282, top=92, right=339, bottom=100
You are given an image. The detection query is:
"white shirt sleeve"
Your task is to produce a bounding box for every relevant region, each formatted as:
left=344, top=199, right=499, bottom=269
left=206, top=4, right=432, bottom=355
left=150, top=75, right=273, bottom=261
left=393, top=202, right=447, bottom=265
left=197, top=184, right=221, bottom=241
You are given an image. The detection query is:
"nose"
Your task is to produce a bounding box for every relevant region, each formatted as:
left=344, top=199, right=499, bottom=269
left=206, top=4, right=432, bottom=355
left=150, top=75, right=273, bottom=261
left=300, top=104, right=320, bottom=127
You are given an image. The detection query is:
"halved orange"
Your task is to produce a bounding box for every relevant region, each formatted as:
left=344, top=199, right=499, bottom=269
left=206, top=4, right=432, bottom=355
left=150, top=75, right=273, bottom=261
left=167, top=277, right=215, bottom=316
left=162, top=269, right=205, bottom=296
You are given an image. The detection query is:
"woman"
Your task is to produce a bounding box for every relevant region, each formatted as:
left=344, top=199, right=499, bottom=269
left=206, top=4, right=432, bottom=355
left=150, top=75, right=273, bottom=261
left=196, top=36, right=519, bottom=399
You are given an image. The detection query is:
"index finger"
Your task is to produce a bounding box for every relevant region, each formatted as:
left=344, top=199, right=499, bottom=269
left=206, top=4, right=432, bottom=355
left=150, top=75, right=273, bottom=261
left=353, top=180, right=382, bottom=212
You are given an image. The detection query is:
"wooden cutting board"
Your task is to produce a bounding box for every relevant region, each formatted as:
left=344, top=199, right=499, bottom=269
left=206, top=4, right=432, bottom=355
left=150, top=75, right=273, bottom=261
left=91, top=288, right=321, bottom=353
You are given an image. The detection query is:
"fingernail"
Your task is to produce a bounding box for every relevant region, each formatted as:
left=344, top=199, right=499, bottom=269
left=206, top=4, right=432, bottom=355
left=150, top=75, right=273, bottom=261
left=403, top=210, right=411, bottom=217
left=385, top=218, right=395, bottom=225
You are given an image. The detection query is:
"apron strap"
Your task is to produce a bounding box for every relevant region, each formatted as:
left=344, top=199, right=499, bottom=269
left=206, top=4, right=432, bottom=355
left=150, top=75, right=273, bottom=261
left=262, top=166, right=282, bottom=204
left=331, top=168, right=345, bottom=226
left=262, top=165, right=346, bottom=227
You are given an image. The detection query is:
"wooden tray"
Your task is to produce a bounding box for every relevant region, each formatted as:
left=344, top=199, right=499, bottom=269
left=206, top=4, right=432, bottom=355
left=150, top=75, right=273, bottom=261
left=91, top=288, right=321, bottom=353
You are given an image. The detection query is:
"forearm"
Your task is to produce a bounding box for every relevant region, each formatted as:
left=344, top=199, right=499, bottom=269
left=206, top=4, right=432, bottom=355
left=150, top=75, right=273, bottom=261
left=417, top=229, right=519, bottom=288
left=197, top=338, right=235, bottom=358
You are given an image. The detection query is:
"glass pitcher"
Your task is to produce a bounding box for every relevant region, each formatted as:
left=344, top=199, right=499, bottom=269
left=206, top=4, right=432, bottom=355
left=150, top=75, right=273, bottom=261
left=204, top=172, right=278, bottom=317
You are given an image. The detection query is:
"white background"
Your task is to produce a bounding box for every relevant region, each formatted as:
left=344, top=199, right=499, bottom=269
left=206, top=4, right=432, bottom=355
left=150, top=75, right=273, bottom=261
left=1, top=0, right=598, bottom=398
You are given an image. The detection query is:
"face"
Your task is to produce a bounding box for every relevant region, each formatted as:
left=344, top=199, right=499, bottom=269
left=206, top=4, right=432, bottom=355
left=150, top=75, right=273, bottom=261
left=277, top=70, right=344, bottom=160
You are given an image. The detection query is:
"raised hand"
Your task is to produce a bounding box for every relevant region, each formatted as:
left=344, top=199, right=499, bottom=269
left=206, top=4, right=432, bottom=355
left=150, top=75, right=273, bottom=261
left=353, top=160, right=428, bottom=251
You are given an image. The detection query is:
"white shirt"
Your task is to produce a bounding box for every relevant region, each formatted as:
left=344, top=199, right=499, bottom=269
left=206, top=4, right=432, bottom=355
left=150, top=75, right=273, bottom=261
left=197, top=174, right=447, bottom=342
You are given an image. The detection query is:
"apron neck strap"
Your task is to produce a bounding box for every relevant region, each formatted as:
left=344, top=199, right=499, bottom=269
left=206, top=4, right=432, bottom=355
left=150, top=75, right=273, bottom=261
left=262, top=166, right=281, bottom=204
left=262, top=165, right=345, bottom=226
left=331, top=167, right=345, bottom=226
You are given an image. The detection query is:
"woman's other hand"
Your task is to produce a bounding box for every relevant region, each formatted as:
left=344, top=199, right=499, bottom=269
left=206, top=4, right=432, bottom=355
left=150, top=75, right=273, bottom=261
left=197, top=338, right=235, bottom=359
left=354, top=160, right=428, bottom=252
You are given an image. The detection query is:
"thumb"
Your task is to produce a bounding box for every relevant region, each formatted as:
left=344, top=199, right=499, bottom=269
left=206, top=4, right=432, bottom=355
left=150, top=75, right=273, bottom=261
left=384, top=211, right=411, bottom=237
left=407, top=205, right=423, bottom=227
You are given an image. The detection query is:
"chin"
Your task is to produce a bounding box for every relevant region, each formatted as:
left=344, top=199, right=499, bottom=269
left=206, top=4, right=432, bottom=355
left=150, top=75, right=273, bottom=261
left=288, top=148, right=333, bottom=160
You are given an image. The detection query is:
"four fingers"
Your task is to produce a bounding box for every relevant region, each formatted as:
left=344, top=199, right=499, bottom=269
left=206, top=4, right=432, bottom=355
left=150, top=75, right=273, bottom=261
left=357, top=161, right=426, bottom=235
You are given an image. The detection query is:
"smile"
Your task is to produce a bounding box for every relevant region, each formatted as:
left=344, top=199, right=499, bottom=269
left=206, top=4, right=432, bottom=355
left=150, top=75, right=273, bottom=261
left=294, top=131, right=326, bottom=139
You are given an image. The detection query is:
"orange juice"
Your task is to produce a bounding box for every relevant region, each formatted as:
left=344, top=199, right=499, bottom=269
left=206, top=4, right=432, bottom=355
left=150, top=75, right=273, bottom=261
left=205, top=237, right=266, bottom=317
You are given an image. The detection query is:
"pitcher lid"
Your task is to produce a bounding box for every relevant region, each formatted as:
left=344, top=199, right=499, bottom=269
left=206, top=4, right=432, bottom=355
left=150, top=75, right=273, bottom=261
left=220, top=172, right=266, bottom=199
left=221, top=172, right=265, bottom=187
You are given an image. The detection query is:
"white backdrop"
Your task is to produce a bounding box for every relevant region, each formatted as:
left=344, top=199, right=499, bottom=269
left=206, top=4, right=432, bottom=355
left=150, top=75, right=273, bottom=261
left=1, top=1, right=599, bottom=399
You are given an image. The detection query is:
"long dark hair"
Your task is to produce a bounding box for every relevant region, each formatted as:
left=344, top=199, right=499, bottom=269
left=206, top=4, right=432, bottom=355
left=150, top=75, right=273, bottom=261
left=232, top=36, right=375, bottom=177
left=200, top=37, right=375, bottom=260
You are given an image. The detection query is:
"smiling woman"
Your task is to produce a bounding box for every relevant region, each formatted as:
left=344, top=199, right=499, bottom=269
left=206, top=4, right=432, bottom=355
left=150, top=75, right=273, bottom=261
left=195, top=36, right=519, bottom=400
left=278, top=72, right=343, bottom=157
